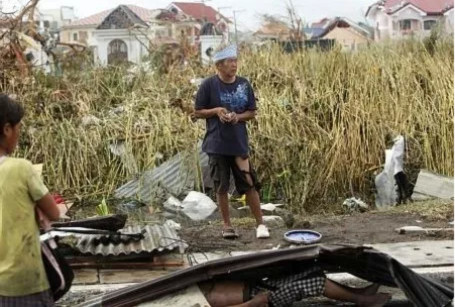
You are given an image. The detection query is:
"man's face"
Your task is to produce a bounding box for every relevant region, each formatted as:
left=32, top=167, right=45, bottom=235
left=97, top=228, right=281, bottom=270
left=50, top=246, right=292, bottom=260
left=217, top=58, right=237, bottom=78
left=1, top=122, right=21, bottom=154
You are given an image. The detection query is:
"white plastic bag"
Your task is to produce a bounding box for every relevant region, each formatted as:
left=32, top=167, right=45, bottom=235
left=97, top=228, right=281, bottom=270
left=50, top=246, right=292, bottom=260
left=181, top=191, right=217, bottom=221
left=375, top=136, right=405, bottom=209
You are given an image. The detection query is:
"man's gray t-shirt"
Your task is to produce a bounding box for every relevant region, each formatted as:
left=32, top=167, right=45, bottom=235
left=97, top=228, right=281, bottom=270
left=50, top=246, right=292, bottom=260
left=195, top=75, right=256, bottom=156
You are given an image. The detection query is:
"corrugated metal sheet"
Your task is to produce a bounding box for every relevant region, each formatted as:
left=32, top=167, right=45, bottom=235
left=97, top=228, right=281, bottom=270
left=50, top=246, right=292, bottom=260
left=115, top=146, right=208, bottom=202
left=80, top=244, right=455, bottom=307
left=60, top=224, right=187, bottom=256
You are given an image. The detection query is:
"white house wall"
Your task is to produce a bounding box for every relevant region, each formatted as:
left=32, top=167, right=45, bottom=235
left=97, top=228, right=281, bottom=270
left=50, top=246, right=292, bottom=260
left=391, top=6, right=425, bottom=21
left=373, top=11, right=393, bottom=40
left=93, top=29, right=150, bottom=66
left=369, top=5, right=452, bottom=41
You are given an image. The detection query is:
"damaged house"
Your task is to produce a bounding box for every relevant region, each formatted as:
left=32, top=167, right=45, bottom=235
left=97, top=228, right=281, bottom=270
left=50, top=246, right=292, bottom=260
left=60, top=2, right=230, bottom=66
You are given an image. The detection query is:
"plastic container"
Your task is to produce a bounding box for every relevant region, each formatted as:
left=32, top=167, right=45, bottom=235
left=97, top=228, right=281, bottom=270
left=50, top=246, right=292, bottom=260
left=284, top=229, right=322, bottom=244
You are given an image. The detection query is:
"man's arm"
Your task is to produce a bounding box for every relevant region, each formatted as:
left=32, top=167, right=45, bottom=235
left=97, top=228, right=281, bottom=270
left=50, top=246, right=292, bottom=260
left=195, top=107, right=231, bottom=122
left=230, top=110, right=256, bottom=124
left=236, top=110, right=256, bottom=122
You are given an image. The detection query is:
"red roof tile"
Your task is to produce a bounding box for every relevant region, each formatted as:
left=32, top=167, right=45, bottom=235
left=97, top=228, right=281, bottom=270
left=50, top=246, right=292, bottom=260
left=170, top=2, right=229, bottom=24
left=383, top=0, right=453, bottom=14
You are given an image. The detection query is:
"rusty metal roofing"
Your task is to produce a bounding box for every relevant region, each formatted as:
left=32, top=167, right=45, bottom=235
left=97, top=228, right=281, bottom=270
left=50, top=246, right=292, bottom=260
left=115, top=146, right=209, bottom=202
left=57, top=224, right=186, bottom=256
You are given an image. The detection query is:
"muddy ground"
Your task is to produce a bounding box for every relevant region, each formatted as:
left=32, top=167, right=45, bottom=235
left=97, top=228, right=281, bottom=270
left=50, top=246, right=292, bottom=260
left=179, top=201, right=454, bottom=252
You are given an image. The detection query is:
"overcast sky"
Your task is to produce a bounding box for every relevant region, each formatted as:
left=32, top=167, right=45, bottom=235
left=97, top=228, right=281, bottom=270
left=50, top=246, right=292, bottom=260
left=4, top=0, right=375, bottom=30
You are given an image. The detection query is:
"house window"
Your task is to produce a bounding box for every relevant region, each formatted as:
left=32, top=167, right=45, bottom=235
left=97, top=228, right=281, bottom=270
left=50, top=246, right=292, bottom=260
left=424, top=20, right=437, bottom=30
left=43, top=20, right=50, bottom=28
left=73, top=33, right=78, bottom=41
left=399, top=20, right=411, bottom=30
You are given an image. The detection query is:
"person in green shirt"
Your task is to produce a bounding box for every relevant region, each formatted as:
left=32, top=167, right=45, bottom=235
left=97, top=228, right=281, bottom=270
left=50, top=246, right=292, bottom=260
left=0, top=94, right=60, bottom=306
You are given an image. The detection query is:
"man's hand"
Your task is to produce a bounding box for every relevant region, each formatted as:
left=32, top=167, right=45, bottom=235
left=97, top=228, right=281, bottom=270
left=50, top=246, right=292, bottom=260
left=216, top=107, right=231, bottom=123
left=228, top=112, right=239, bottom=124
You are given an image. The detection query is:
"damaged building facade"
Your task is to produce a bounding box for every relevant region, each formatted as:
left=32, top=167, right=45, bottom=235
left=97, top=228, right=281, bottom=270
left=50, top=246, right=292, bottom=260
left=59, top=3, right=231, bottom=66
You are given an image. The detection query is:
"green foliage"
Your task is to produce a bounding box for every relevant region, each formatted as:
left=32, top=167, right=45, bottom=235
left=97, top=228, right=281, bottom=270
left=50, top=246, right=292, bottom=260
left=96, top=198, right=110, bottom=216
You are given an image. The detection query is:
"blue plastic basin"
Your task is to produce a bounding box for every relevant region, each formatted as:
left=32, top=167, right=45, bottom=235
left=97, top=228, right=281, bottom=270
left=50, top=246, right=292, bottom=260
left=284, top=229, right=322, bottom=244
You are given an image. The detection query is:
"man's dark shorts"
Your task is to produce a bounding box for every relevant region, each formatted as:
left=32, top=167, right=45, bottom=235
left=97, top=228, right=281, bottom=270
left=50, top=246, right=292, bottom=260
left=209, top=154, right=261, bottom=195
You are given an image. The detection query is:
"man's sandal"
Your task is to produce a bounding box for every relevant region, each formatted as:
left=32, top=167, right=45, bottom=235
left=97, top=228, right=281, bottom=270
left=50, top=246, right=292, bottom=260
left=222, top=227, right=238, bottom=239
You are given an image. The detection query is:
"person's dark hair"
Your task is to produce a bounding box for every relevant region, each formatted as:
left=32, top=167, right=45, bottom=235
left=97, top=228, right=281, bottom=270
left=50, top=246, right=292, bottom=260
left=0, top=94, right=24, bottom=136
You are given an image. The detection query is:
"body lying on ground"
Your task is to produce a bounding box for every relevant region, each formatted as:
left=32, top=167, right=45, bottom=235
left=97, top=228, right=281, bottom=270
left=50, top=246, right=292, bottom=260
left=198, top=265, right=391, bottom=307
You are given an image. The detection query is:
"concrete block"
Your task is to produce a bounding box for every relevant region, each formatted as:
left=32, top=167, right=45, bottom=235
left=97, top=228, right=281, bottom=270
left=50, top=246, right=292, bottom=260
left=414, top=170, right=454, bottom=199
left=369, top=240, right=454, bottom=267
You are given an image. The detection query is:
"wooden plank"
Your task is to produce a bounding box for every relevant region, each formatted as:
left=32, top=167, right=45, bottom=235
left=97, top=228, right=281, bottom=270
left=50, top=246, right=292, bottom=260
left=99, top=269, right=168, bottom=284
left=70, top=261, right=184, bottom=269
left=67, top=255, right=184, bottom=269
left=73, top=269, right=99, bottom=284
left=414, top=169, right=454, bottom=199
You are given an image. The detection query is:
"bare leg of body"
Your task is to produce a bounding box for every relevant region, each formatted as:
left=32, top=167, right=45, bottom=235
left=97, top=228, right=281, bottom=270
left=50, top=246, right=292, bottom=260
left=199, top=281, right=245, bottom=307
left=235, top=157, right=263, bottom=226
left=323, top=279, right=391, bottom=307
left=199, top=280, right=268, bottom=307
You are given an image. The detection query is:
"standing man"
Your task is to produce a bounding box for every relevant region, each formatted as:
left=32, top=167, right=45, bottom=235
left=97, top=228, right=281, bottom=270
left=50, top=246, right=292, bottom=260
left=194, top=44, right=270, bottom=239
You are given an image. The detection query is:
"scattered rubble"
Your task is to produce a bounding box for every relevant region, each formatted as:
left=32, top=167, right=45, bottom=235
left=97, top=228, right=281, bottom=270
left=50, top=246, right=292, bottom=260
left=165, top=219, right=181, bottom=231
left=342, top=197, right=369, bottom=213
left=163, top=196, right=184, bottom=214
left=262, top=215, right=285, bottom=228
left=116, top=199, right=146, bottom=213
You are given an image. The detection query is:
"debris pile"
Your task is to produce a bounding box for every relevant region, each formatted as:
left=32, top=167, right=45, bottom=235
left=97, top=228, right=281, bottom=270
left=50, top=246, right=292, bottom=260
left=0, top=0, right=87, bottom=79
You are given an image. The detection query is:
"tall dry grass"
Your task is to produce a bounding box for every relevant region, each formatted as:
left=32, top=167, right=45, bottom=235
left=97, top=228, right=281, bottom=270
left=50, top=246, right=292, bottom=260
left=1, top=38, right=453, bottom=213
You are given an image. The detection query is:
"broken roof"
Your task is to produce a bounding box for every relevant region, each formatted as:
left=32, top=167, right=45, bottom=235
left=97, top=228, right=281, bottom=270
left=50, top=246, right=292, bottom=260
left=97, top=5, right=148, bottom=30
left=63, top=5, right=156, bottom=29
left=79, top=244, right=454, bottom=307
left=312, top=17, right=373, bottom=39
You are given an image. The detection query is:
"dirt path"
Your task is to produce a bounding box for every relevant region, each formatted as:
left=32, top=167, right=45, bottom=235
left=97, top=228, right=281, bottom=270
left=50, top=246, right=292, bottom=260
left=180, top=206, right=453, bottom=252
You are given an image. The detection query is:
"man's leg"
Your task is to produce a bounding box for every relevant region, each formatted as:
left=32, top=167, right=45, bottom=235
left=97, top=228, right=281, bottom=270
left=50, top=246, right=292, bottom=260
left=234, top=157, right=263, bottom=226
left=328, top=280, right=380, bottom=295
left=217, top=192, right=231, bottom=228
left=198, top=281, right=246, bottom=307
left=210, top=155, right=236, bottom=237
left=233, top=156, right=269, bottom=238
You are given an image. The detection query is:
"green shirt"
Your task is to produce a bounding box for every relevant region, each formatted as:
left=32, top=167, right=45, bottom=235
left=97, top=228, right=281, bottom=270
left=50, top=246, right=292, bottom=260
left=0, top=157, right=50, bottom=296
